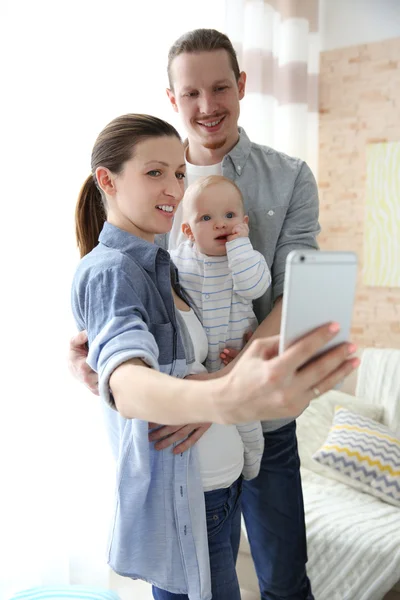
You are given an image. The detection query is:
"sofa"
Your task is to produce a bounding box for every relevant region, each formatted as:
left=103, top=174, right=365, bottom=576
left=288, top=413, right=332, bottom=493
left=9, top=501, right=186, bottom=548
left=237, top=348, right=400, bottom=600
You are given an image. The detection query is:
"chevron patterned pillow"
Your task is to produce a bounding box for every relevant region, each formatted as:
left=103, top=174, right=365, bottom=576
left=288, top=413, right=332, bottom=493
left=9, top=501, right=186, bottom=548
left=313, top=406, right=400, bottom=507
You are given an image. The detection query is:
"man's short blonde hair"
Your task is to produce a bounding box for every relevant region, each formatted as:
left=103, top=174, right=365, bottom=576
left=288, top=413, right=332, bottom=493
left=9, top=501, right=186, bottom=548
left=182, top=175, right=244, bottom=219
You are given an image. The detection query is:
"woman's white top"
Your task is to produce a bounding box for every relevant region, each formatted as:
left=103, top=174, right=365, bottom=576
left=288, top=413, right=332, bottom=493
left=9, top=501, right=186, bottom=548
left=178, top=308, right=244, bottom=491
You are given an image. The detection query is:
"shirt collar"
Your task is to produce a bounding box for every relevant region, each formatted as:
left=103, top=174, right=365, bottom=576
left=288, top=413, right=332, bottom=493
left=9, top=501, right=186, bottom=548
left=183, top=127, right=251, bottom=176
left=224, top=127, right=252, bottom=175
left=99, top=222, right=169, bottom=273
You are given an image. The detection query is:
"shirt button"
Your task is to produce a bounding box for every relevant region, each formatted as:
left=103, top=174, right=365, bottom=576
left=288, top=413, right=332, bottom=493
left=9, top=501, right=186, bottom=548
left=206, top=328, right=210, bottom=333
left=237, top=166, right=241, bottom=172
left=268, top=210, right=275, bottom=216
left=205, top=293, right=210, bottom=299
left=207, top=262, right=212, bottom=267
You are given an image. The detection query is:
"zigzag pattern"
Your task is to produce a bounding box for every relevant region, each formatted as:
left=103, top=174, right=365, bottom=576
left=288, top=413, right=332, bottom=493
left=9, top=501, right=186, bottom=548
left=330, top=424, right=400, bottom=447
left=327, top=444, right=399, bottom=466
left=372, top=474, right=400, bottom=492
left=318, top=450, right=400, bottom=481
left=326, top=434, right=400, bottom=461
left=318, top=450, right=400, bottom=482
left=334, top=406, right=393, bottom=434
left=321, top=445, right=400, bottom=476
left=316, top=452, right=400, bottom=500
left=313, top=407, right=400, bottom=504
left=331, top=423, right=400, bottom=446
left=334, top=407, right=400, bottom=441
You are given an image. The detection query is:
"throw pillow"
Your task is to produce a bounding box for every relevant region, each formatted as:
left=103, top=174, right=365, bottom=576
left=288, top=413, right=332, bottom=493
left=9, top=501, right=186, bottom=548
left=312, top=406, right=400, bottom=507
left=296, top=390, right=383, bottom=477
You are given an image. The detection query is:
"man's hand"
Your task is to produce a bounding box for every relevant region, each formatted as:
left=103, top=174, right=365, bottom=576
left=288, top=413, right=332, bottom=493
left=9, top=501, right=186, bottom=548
left=68, top=330, right=99, bottom=395
left=227, top=222, right=249, bottom=242
left=148, top=422, right=212, bottom=454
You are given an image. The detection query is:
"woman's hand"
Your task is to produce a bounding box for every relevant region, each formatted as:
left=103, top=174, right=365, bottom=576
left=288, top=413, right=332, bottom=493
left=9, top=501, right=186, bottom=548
left=214, top=323, right=359, bottom=424
left=68, top=330, right=99, bottom=395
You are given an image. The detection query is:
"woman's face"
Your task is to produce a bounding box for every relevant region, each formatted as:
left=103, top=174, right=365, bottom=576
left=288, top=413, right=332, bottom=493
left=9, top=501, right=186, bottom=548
left=105, top=135, right=186, bottom=242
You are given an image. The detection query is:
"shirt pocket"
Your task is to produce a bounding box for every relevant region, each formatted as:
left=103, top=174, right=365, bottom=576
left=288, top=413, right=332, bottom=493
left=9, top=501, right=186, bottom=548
left=148, top=322, right=175, bottom=369
left=248, top=206, right=287, bottom=264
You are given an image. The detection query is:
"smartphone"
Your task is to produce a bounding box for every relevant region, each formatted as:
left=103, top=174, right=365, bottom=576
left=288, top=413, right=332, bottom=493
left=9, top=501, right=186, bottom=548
left=279, top=250, right=358, bottom=362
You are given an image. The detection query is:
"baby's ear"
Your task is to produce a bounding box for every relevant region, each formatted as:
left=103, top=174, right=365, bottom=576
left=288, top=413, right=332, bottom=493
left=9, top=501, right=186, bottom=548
left=243, top=215, right=249, bottom=225
left=182, top=223, right=195, bottom=241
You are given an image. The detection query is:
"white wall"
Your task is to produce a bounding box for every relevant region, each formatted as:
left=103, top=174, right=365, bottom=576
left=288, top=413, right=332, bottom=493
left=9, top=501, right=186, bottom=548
left=320, top=0, right=400, bottom=51
left=1, top=2, right=226, bottom=596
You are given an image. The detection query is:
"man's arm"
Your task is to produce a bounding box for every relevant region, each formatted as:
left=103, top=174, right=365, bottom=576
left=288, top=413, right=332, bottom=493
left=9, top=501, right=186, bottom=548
left=68, top=330, right=99, bottom=395
left=223, top=162, right=319, bottom=369
left=271, top=161, right=320, bottom=303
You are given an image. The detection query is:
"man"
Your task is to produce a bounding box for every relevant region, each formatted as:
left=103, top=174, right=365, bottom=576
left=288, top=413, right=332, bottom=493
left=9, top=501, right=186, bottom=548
left=70, top=29, right=318, bottom=600
left=163, top=30, right=318, bottom=600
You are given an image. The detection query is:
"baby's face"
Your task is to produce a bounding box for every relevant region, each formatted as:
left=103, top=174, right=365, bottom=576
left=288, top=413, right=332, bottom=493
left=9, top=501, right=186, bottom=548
left=183, top=182, right=246, bottom=256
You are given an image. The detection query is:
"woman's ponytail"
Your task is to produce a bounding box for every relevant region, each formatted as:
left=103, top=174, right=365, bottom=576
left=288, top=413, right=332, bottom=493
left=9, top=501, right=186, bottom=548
left=75, top=175, right=106, bottom=258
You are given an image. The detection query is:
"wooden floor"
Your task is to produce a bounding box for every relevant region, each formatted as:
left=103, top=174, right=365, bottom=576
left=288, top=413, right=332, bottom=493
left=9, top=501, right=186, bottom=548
left=110, top=571, right=400, bottom=600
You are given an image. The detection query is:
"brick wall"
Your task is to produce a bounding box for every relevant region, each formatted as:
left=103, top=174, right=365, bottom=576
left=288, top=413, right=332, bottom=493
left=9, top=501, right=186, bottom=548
left=319, top=37, right=400, bottom=349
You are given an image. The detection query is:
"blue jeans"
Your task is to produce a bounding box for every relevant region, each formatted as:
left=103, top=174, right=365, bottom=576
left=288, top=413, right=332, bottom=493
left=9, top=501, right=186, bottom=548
left=152, top=478, right=242, bottom=600
left=242, top=422, right=314, bottom=600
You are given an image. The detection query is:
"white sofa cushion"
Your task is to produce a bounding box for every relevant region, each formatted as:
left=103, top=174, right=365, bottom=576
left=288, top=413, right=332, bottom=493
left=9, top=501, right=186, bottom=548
left=302, top=468, right=400, bottom=600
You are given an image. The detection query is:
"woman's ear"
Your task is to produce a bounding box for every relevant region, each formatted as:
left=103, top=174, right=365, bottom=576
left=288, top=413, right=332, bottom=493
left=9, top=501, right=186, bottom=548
left=182, top=223, right=195, bottom=241
left=96, top=167, right=116, bottom=196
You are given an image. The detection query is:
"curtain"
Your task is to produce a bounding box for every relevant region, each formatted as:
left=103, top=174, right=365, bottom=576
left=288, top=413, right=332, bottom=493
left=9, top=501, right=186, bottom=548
left=226, top=0, right=320, bottom=175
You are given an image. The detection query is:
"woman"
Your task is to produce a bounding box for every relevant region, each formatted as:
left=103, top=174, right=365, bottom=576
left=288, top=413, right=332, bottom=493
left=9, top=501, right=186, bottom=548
left=71, top=113, right=358, bottom=600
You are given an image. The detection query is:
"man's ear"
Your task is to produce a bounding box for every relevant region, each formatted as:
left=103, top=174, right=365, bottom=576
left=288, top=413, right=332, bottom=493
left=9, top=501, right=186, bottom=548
left=238, top=71, right=247, bottom=100
left=182, top=222, right=195, bottom=241
left=166, top=88, right=179, bottom=113
left=243, top=215, right=249, bottom=225
left=96, top=167, right=116, bottom=196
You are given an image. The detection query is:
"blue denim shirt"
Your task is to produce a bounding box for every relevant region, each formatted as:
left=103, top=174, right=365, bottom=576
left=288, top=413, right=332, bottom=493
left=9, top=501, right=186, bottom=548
left=71, top=222, right=212, bottom=600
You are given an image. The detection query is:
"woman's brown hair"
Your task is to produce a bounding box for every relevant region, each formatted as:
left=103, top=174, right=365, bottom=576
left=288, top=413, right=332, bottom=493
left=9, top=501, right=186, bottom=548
left=75, top=113, right=181, bottom=257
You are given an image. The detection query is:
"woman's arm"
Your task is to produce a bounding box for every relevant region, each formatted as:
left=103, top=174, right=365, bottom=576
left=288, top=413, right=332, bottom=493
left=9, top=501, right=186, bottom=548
left=110, top=358, right=220, bottom=423
left=111, top=325, right=359, bottom=426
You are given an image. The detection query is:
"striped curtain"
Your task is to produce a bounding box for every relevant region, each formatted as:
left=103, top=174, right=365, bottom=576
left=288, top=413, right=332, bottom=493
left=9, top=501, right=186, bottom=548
left=226, top=0, right=320, bottom=175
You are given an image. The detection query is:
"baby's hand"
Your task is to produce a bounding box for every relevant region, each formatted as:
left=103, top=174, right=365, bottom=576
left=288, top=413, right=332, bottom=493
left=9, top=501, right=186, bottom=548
left=227, top=222, right=249, bottom=241
left=220, top=347, right=241, bottom=366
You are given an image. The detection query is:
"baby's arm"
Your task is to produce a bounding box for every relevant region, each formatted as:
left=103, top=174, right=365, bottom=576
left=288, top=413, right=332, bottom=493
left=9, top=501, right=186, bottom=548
left=227, top=237, right=271, bottom=300
left=236, top=421, right=264, bottom=480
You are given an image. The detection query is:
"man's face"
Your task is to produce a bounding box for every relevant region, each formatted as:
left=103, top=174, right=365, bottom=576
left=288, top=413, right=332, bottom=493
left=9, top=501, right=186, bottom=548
left=167, top=50, right=246, bottom=154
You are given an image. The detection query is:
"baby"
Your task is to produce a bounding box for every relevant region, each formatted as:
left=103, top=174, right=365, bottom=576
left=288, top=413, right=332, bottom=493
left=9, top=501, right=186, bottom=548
left=171, top=174, right=271, bottom=372
left=171, top=175, right=272, bottom=479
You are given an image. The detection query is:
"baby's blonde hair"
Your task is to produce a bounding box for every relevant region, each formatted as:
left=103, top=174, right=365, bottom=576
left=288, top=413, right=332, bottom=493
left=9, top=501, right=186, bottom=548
left=182, top=175, right=244, bottom=219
